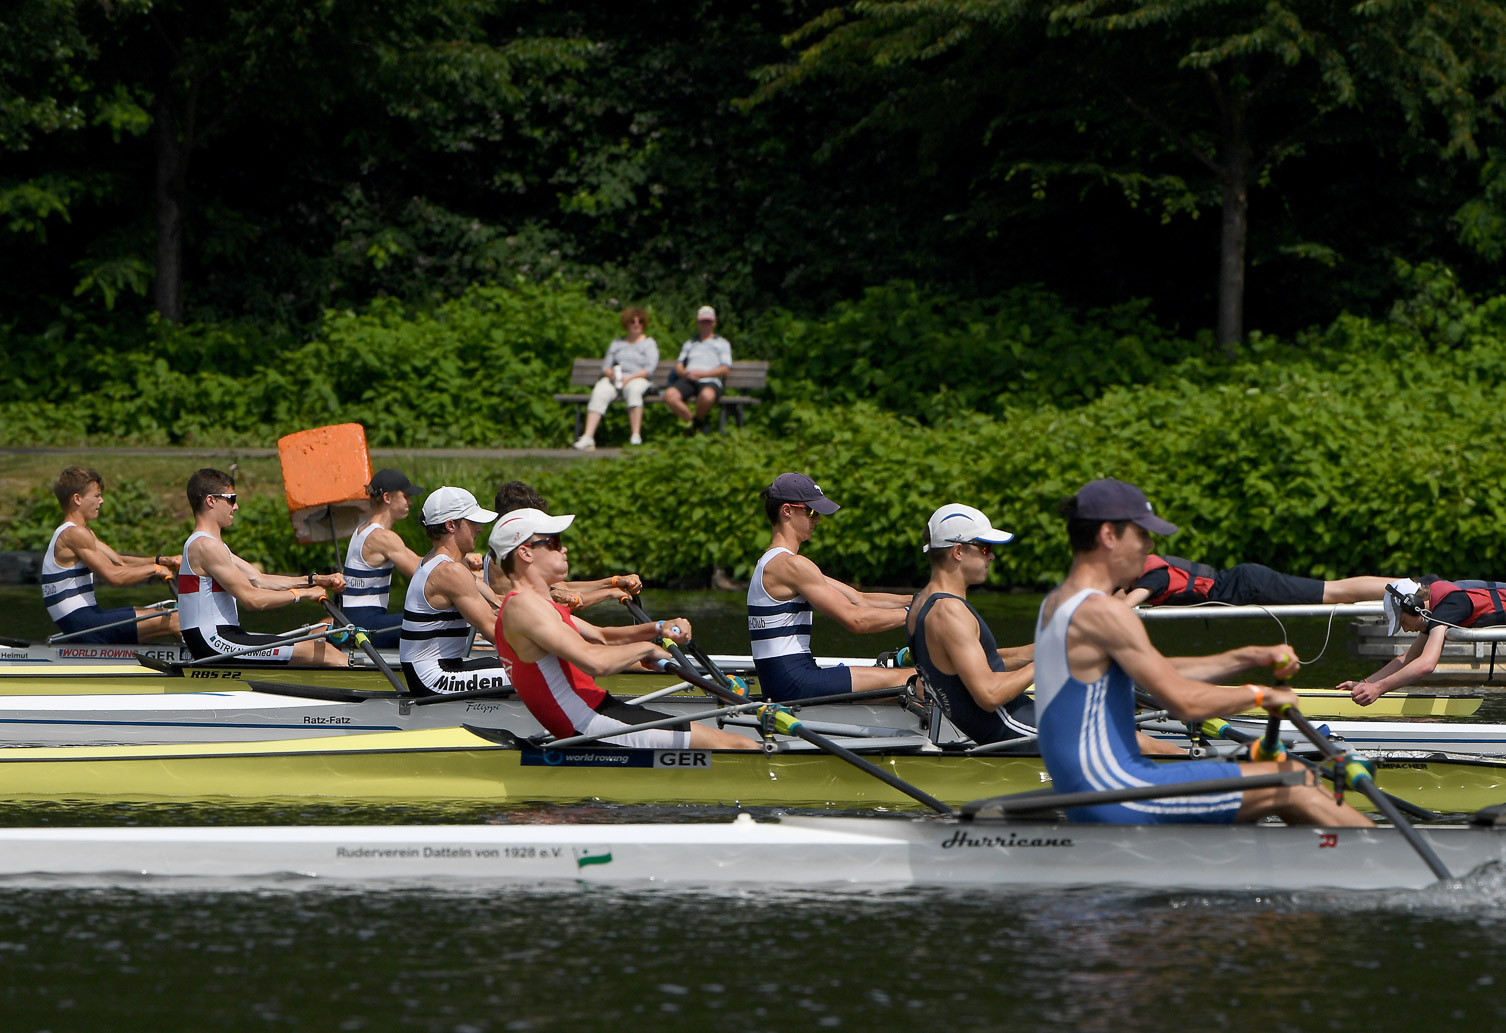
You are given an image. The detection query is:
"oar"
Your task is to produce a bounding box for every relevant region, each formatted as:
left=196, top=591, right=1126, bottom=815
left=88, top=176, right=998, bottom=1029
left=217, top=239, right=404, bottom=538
left=962, top=770, right=1307, bottom=819
left=1282, top=704, right=1452, bottom=881
left=46, top=600, right=179, bottom=643
left=322, top=597, right=409, bottom=696
left=621, top=596, right=743, bottom=695
left=967, top=709, right=1173, bottom=756
left=649, top=656, right=956, bottom=816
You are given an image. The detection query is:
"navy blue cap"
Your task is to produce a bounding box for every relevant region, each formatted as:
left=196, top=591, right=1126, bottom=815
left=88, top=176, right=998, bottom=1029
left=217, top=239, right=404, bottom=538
left=764, top=472, right=840, bottom=515
left=1075, top=478, right=1177, bottom=535
left=369, top=469, right=424, bottom=496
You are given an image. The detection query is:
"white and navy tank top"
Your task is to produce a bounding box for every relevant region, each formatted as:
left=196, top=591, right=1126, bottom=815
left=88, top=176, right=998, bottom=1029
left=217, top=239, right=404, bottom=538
left=399, top=555, right=469, bottom=667
left=342, top=521, right=393, bottom=613
left=42, top=522, right=98, bottom=622
left=747, top=547, right=813, bottom=660
left=1034, top=587, right=1243, bottom=817
left=178, top=530, right=241, bottom=636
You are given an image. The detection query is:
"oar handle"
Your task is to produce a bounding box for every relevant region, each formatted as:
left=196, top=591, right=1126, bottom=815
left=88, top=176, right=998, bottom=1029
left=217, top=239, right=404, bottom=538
left=623, top=597, right=741, bottom=696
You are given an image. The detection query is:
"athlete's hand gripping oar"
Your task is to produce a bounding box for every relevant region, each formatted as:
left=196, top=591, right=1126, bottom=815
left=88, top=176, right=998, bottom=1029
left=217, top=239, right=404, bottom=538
left=648, top=655, right=955, bottom=816
left=1281, top=703, right=1453, bottom=882
left=622, top=596, right=747, bottom=698
left=46, top=600, right=178, bottom=644
left=323, top=597, right=409, bottom=696
left=621, top=591, right=740, bottom=692
left=1249, top=650, right=1299, bottom=762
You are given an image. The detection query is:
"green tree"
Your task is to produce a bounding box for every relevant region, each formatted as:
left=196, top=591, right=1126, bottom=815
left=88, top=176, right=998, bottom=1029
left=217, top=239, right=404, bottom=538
left=754, top=0, right=1506, bottom=349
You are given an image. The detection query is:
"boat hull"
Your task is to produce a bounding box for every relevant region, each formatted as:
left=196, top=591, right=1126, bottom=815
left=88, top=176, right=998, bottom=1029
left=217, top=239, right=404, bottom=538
left=0, top=817, right=1499, bottom=891
left=0, top=727, right=1501, bottom=813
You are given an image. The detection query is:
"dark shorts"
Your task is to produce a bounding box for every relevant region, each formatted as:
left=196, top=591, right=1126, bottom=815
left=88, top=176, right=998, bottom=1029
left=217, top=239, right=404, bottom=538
left=754, top=653, right=853, bottom=702
left=401, top=656, right=511, bottom=696
left=343, top=608, right=402, bottom=650
left=1210, top=564, right=1324, bottom=606
left=666, top=377, right=723, bottom=403
left=52, top=605, right=142, bottom=645
left=595, top=692, right=691, bottom=732
left=184, top=625, right=297, bottom=664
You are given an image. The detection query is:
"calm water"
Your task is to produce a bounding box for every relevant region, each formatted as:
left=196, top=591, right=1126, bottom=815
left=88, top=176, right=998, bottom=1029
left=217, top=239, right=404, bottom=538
left=1, top=586, right=1502, bottom=1030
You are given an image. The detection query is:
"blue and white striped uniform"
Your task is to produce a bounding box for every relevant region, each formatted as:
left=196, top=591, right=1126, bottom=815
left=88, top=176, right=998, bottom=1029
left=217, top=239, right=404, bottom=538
left=41, top=521, right=137, bottom=643
left=398, top=554, right=507, bottom=695
left=1034, top=587, right=1242, bottom=824
left=342, top=520, right=401, bottom=648
left=747, top=546, right=851, bottom=701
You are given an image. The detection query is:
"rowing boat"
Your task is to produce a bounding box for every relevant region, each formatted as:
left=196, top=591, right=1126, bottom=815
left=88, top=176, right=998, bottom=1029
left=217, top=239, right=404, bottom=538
left=0, top=660, right=1478, bottom=719
left=0, top=812, right=1498, bottom=890
left=0, top=725, right=1500, bottom=812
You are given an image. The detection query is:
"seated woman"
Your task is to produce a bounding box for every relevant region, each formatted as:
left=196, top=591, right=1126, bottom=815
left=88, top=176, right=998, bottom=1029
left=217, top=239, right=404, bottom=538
left=572, top=307, right=658, bottom=449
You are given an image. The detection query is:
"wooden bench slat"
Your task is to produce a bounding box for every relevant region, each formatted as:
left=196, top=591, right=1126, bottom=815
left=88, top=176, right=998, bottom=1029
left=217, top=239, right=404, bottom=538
left=557, top=358, right=767, bottom=437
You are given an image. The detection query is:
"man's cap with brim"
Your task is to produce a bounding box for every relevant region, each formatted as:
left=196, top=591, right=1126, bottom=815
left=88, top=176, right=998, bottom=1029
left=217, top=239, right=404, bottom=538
left=764, top=472, right=840, bottom=515
left=489, top=508, right=576, bottom=561
left=369, top=468, right=424, bottom=496
left=924, top=504, right=1015, bottom=552
left=1074, top=478, right=1178, bottom=536
left=420, top=486, right=498, bottom=527
left=1383, top=577, right=1424, bottom=636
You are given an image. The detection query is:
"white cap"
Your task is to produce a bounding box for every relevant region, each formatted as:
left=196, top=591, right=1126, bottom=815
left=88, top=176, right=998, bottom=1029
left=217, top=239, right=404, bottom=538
left=1383, top=577, right=1424, bottom=636
left=420, top=486, right=498, bottom=528
left=489, top=508, right=576, bottom=560
left=924, top=504, right=1015, bottom=552
left=696, top=305, right=716, bottom=321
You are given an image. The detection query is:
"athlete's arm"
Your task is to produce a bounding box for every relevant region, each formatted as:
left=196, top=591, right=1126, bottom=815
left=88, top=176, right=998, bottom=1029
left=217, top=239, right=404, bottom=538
left=925, top=596, right=1033, bottom=709
left=558, top=574, right=642, bottom=610
left=191, top=539, right=326, bottom=611
left=997, top=643, right=1033, bottom=666
left=503, top=591, right=667, bottom=675
left=364, top=526, right=423, bottom=579
left=1168, top=644, right=1294, bottom=683
left=1121, top=587, right=1152, bottom=607
left=63, top=528, right=170, bottom=587
left=1074, top=594, right=1299, bottom=721
left=822, top=576, right=909, bottom=610
left=1340, top=626, right=1447, bottom=704
left=767, top=554, right=906, bottom=634
left=426, top=562, right=497, bottom=641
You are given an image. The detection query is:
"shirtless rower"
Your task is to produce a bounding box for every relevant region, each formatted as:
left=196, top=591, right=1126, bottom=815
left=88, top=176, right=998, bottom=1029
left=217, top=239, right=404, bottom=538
left=483, top=480, right=641, bottom=610
left=495, top=507, right=757, bottom=749
left=398, top=487, right=510, bottom=695
left=341, top=469, right=426, bottom=649
left=748, top=473, right=910, bottom=701
left=179, top=468, right=347, bottom=665
left=1036, top=478, right=1369, bottom=825
left=1342, top=576, right=1506, bottom=704
left=42, top=466, right=181, bottom=643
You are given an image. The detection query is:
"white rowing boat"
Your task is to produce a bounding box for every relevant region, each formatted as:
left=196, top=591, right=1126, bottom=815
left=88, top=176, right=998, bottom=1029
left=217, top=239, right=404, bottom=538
left=0, top=812, right=1499, bottom=891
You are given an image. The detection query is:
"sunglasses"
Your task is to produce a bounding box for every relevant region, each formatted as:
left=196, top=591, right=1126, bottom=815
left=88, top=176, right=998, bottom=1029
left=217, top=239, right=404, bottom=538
left=963, top=540, right=993, bottom=558
left=523, top=534, right=563, bottom=552
left=209, top=493, right=238, bottom=505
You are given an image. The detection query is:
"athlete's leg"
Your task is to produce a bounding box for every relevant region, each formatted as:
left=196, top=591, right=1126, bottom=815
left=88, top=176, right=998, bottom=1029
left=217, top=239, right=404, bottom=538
left=849, top=665, right=913, bottom=692
left=1233, top=761, right=1372, bottom=825
left=290, top=633, right=349, bottom=667
left=688, top=723, right=761, bottom=750
left=135, top=609, right=180, bottom=642
left=1322, top=577, right=1396, bottom=604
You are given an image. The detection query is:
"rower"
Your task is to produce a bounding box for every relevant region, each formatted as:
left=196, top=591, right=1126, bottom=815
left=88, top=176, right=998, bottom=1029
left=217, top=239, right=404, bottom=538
left=1121, top=555, right=1394, bottom=608
left=43, top=466, right=181, bottom=644
left=484, top=480, right=642, bottom=610
left=908, top=502, right=1180, bottom=755
left=1036, top=478, right=1370, bottom=826
left=494, top=507, right=757, bottom=749
left=1343, top=576, right=1506, bottom=704
left=748, top=472, right=911, bottom=702
left=341, top=469, right=426, bottom=649
left=180, top=468, right=347, bottom=665
left=399, top=486, right=510, bottom=694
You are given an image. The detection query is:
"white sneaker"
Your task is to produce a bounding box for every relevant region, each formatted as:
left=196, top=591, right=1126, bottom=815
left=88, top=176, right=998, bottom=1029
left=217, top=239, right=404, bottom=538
left=571, top=436, right=595, bottom=451
left=629, top=434, right=643, bottom=445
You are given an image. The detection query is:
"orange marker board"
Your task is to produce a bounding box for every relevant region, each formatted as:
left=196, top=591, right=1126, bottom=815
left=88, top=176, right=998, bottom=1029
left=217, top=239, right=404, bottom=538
left=277, top=423, right=373, bottom=544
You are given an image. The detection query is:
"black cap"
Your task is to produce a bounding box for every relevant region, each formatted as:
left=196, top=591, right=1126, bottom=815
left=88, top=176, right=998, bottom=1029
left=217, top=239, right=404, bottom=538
left=369, top=469, right=424, bottom=496
left=1074, top=478, right=1177, bottom=535
left=764, top=472, right=840, bottom=515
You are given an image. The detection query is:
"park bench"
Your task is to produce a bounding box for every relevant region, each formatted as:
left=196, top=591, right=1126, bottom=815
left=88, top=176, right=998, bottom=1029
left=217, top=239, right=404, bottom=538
left=555, top=358, right=768, bottom=438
